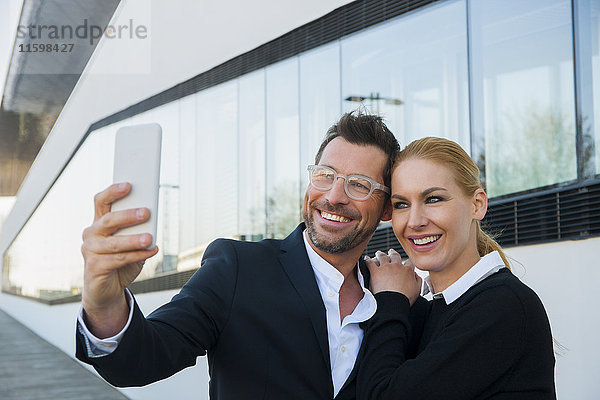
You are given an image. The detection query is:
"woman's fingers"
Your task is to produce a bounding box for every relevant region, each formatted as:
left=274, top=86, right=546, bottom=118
left=365, top=249, right=405, bottom=269
left=402, top=257, right=416, bottom=269
left=364, top=255, right=380, bottom=274
left=388, top=248, right=404, bottom=265
left=367, top=249, right=422, bottom=304
left=374, top=250, right=390, bottom=266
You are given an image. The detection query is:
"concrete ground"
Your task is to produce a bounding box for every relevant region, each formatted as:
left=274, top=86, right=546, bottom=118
left=0, top=309, right=128, bottom=400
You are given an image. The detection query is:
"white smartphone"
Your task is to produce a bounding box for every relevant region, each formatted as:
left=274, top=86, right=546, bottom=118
left=111, top=123, right=162, bottom=249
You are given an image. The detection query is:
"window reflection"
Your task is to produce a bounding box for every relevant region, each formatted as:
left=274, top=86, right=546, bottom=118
left=3, top=127, right=114, bottom=300
left=239, top=71, right=266, bottom=241
left=195, top=82, right=238, bottom=245
left=594, top=0, right=600, bottom=174
left=151, top=102, right=180, bottom=276
left=178, top=94, right=199, bottom=269
left=341, top=0, right=469, bottom=149
left=576, top=0, right=600, bottom=174
left=470, top=0, right=577, bottom=196
left=266, top=59, right=301, bottom=238
left=299, top=43, right=342, bottom=190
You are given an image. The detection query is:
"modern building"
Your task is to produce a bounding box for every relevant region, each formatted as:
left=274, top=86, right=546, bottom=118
left=0, top=0, right=598, bottom=398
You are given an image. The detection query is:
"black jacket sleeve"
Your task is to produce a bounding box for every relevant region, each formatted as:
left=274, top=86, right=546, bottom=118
left=75, top=238, right=239, bottom=387
left=357, top=282, right=553, bottom=400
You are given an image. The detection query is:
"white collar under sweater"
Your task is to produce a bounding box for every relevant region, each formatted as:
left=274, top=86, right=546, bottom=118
left=421, top=251, right=506, bottom=305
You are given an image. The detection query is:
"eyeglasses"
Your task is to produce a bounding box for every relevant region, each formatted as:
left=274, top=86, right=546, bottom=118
left=307, top=165, right=390, bottom=201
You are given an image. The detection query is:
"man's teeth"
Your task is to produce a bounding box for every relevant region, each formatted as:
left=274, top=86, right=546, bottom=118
left=321, top=211, right=350, bottom=223
left=412, top=235, right=441, bottom=245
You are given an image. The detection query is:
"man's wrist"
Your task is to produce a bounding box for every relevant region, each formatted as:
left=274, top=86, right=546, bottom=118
left=81, top=290, right=130, bottom=339
left=77, top=290, right=134, bottom=357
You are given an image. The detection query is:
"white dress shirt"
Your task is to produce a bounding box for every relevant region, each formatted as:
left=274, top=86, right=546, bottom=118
left=302, top=230, right=377, bottom=396
left=77, top=289, right=134, bottom=358
left=78, top=231, right=377, bottom=396
left=421, top=251, right=506, bottom=305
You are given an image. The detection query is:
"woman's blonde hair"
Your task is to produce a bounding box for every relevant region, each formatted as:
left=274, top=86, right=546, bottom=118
left=395, top=136, right=510, bottom=268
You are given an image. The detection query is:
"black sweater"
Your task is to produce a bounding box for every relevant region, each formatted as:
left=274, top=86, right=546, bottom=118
left=357, top=268, right=556, bottom=400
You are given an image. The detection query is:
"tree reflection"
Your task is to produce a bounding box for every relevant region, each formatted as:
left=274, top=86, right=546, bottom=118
left=267, top=180, right=302, bottom=239
left=486, top=104, right=576, bottom=197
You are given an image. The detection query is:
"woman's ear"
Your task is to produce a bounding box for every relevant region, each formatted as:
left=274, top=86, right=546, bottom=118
left=473, top=189, right=488, bottom=221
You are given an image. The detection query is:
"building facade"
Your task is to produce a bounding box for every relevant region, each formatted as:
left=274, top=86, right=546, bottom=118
left=1, top=0, right=599, bottom=398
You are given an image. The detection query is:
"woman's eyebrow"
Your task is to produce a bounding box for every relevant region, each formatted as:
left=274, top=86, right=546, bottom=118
left=422, top=186, right=447, bottom=196
left=391, top=186, right=447, bottom=201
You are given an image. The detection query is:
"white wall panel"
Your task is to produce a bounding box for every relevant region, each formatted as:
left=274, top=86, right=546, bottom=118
left=505, top=237, right=600, bottom=400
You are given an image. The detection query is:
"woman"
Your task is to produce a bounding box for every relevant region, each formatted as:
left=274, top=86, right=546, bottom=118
left=358, top=137, right=556, bottom=399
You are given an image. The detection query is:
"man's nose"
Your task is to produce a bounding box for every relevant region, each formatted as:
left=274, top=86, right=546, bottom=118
left=325, top=177, right=350, bottom=204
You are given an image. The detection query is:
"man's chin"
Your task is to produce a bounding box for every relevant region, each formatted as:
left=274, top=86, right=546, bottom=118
left=312, top=239, right=351, bottom=254
left=307, top=227, right=356, bottom=254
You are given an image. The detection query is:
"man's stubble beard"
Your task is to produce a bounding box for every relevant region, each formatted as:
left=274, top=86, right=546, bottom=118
left=304, top=204, right=381, bottom=254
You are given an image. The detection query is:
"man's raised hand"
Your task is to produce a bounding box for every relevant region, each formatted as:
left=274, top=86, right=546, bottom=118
left=80, top=183, right=159, bottom=338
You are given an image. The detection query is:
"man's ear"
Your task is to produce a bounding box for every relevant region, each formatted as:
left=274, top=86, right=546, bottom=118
left=380, top=199, right=392, bottom=222
left=473, top=189, right=488, bottom=221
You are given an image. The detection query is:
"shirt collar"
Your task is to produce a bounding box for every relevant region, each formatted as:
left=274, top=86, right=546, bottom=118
left=421, top=251, right=506, bottom=305
left=303, top=230, right=376, bottom=323
left=303, top=230, right=370, bottom=290
left=303, top=231, right=345, bottom=289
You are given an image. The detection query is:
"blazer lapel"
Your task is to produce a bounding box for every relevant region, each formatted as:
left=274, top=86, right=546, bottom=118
left=278, top=223, right=331, bottom=371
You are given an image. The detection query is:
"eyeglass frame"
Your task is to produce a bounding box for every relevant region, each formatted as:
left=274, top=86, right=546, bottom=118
left=307, top=164, right=390, bottom=201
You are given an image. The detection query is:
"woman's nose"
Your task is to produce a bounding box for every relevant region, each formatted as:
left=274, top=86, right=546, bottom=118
left=407, top=205, right=427, bottom=229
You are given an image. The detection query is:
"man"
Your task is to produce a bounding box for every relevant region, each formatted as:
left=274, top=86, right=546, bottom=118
left=76, top=111, right=414, bottom=399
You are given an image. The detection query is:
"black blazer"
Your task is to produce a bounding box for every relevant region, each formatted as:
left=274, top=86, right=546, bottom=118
left=76, top=223, right=427, bottom=399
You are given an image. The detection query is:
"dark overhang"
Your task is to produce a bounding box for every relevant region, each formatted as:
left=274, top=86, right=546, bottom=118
left=0, top=0, right=120, bottom=195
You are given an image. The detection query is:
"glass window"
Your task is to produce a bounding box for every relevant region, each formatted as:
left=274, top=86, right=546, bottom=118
left=195, top=82, right=239, bottom=245
left=178, top=94, right=199, bottom=270
left=8, top=0, right=594, bottom=303
left=238, top=70, right=267, bottom=241
left=341, top=0, right=469, bottom=149
left=266, top=59, right=301, bottom=238
left=149, top=101, right=180, bottom=276
left=299, top=42, right=342, bottom=190
left=470, top=0, right=577, bottom=196
left=575, top=0, right=600, bottom=175
left=594, top=1, right=600, bottom=175
left=2, top=126, right=115, bottom=300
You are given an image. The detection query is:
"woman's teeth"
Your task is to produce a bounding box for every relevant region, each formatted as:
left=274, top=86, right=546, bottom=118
left=412, top=235, right=441, bottom=245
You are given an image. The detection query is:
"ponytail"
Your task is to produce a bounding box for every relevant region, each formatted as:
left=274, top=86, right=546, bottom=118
left=476, top=222, right=510, bottom=269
